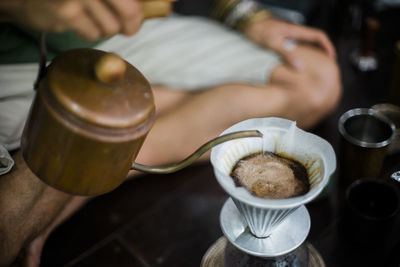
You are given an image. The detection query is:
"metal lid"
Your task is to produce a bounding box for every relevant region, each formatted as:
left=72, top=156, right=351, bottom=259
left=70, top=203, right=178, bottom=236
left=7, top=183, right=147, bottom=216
left=338, top=108, right=395, bottom=148
left=45, top=48, right=154, bottom=129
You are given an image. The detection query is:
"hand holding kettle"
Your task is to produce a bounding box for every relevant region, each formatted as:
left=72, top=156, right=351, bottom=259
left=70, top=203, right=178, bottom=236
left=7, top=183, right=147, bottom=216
left=0, top=0, right=174, bottom=40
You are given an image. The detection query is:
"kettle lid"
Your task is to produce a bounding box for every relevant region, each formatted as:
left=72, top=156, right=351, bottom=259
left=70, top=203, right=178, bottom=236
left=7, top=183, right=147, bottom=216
left=44, top=48, right=154, bottom=129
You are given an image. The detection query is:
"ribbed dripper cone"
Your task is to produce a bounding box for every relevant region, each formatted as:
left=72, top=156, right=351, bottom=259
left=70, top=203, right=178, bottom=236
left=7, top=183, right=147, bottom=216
left=232, top=199, right=298, bottom=238
left=211, top=117, right=336, bottom=238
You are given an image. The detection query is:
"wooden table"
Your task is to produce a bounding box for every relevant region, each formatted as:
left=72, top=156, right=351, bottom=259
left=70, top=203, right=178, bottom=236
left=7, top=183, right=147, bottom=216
left=40, top=33, right=400, bottom=267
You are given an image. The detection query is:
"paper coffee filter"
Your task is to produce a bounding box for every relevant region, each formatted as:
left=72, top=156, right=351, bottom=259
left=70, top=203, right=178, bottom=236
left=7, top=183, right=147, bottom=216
left=211, top=117, right=336, bottom=209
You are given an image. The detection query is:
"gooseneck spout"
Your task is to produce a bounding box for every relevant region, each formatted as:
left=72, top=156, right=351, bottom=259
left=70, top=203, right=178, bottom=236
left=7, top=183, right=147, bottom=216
left=131, top=130, right=263, bottom=174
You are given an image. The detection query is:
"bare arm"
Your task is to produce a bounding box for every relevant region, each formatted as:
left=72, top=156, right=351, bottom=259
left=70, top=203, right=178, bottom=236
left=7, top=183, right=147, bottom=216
left=0, top=151, right=72, bottom=267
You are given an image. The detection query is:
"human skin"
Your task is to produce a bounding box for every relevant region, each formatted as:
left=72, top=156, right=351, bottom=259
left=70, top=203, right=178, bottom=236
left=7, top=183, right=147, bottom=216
left=0, top=0, right=173, bottom=40
left=244, top=17, right=336, bottom=70
left=0, top=8, right=341, bottom=267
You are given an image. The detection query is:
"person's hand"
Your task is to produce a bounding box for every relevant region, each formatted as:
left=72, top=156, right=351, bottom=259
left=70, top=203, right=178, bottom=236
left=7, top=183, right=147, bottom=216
left=0, top=0, right=172, bottom=41
left=244, top=17, right=336, bottom=70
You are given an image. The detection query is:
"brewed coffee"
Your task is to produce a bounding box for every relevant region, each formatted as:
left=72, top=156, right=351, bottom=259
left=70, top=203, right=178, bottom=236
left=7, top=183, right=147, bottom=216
left=230, top=152, right=309, bottom=199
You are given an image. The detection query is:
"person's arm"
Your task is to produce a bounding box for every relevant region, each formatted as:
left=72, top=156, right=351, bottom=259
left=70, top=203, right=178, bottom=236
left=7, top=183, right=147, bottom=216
left=211, top=0, right=336, bottom=70
left=0, top=150, right=73, bottom=266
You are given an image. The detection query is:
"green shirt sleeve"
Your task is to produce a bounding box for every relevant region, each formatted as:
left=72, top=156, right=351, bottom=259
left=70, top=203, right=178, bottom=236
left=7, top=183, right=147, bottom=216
left=0, top=23, right=102, bottom=64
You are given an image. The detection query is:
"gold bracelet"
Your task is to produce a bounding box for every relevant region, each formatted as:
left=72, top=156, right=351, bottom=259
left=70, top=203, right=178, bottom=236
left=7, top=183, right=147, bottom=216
left=213, top=0, right=271, bottom=31
left=236, top=9, right=271, bottom=31
left=212, top=0, right=240, bottom=21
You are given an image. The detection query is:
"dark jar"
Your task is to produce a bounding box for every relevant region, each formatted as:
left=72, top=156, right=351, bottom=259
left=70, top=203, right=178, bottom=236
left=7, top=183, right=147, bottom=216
left=223, top=240, right=309, bottom=267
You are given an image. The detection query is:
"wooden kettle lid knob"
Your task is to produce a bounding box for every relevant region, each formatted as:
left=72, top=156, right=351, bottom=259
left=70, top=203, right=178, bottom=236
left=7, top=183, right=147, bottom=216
left=95, top=53, right=127, bottom=84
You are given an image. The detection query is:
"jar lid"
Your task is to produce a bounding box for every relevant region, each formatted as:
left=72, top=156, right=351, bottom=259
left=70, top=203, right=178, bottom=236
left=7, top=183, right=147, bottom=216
left=45, top=48, right=154, bottom=129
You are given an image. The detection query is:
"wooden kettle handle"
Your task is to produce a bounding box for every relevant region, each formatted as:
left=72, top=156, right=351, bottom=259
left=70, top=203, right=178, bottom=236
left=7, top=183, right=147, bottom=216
left=141, top=0, right=172, bottom=19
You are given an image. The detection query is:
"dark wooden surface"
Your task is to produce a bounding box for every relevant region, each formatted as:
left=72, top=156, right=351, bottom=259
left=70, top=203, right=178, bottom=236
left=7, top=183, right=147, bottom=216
left=40, top=12, right=400, bottom=267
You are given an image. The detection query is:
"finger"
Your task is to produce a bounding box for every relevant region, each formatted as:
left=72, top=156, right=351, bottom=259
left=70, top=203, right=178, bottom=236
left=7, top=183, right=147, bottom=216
left=67, top=11, right=102, bottom=41
left=104, top=0, right=143, bottom=35
left=289, top=26, right=336, bottom=59
left=269, top=40, right=303, bottom=71
left=308, top=30, right=336, bottom=59
left=50, top=1, right=86, bottom=32
left=84, top=0, right=121, bottom=37
left=122, top=13, right=144, bottom=35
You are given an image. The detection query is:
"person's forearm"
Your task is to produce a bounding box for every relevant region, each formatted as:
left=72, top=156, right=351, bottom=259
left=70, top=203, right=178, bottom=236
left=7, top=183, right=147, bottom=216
left=0, top=151, right=72, bottom=266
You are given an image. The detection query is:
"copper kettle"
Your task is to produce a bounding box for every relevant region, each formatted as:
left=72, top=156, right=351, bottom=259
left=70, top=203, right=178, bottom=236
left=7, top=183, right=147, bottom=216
left=21, top=12, right=261, bottom=196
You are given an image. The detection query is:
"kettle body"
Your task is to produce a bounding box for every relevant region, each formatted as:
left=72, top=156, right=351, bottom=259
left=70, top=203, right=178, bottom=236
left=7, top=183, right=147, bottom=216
left=21, top=48, right=155, bottom=196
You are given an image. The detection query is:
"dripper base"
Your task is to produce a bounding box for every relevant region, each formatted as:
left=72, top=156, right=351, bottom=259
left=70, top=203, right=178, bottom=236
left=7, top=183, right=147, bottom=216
left=220, top=198, right=310, bottom=258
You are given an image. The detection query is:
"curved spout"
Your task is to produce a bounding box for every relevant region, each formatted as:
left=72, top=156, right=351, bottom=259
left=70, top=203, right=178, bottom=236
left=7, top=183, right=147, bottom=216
left=131, top=130, right=262, bottom=174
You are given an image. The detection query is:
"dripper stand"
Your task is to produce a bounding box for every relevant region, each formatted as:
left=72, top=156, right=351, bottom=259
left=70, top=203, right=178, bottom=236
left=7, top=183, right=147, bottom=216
left=220, top=198, right=310, bottom=258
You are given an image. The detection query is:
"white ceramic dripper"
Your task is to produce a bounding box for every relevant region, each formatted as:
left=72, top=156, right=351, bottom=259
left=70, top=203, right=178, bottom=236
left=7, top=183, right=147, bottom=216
left=211, top=117, right=336, bottom=238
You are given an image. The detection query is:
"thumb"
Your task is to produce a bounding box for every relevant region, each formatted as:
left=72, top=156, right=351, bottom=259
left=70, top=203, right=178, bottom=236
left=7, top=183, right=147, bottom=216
left=281, top=50, right=303, bottom=71
left=271, top=39, right=303, bottom=71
